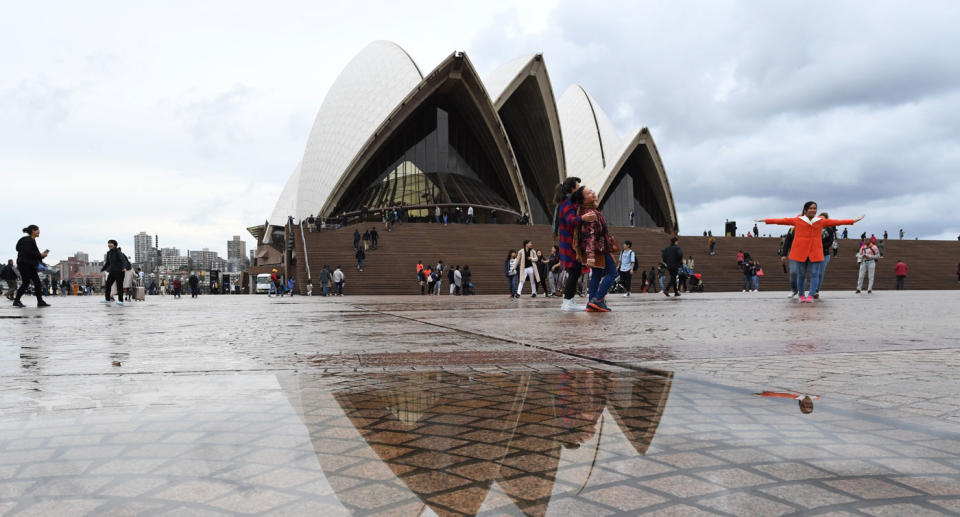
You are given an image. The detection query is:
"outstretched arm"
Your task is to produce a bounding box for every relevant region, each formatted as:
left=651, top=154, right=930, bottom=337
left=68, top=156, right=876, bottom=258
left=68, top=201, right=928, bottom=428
left=756, top=218, right=796, bottom=225
left=823, top=214, right=865, bottom=227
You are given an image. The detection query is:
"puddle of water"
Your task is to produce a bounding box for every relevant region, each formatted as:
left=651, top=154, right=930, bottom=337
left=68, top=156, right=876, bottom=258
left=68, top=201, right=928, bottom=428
left=1, top=368, right=958, bottom=516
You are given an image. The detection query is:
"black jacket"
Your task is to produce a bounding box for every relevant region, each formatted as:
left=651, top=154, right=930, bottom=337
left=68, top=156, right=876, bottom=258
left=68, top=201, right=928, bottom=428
left=661, top=244, right=683, bottom=269
left=0, top=264, right=17, bottom=281
left=16, top=236, right=42, bottom=268
left=101, top=247, right=127, bottom=273
left=188, top=275, right=199, bottom=287
left=821, top=227, right=836, bottom=254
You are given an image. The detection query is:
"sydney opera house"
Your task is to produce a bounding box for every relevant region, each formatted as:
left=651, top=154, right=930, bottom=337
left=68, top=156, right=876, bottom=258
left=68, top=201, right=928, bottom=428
left=256, top=40, right=677, bottom=238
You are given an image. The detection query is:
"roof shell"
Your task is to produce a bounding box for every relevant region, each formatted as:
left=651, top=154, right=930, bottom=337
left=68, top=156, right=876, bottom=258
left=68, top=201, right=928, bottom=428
left=294, top=41, right=423, bottom=220
left=268, top=161, right=302, bottom=227
left=557, top=84, right=621, bottom=189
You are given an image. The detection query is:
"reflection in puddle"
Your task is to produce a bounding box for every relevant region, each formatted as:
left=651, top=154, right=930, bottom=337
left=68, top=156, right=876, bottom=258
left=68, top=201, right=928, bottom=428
left=282, top=369, right=672, bottom=515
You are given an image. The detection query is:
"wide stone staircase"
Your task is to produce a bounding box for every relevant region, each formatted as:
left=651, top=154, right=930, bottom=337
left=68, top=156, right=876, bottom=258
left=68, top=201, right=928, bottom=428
left=293, top=223, right=960, bottom=295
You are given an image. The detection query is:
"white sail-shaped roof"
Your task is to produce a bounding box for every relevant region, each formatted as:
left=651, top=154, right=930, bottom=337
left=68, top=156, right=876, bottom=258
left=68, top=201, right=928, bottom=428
left=294, top=41, right=423, bottom=220
left=484, top=53, right=536, bottom=106
left=557, top=84, right=621, bottom=189
left=268, top=161, right=302, bottom=227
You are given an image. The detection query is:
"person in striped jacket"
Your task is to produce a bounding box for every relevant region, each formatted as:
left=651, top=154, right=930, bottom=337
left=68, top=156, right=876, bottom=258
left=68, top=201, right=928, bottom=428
left=553, top=177, right=596, bottom=312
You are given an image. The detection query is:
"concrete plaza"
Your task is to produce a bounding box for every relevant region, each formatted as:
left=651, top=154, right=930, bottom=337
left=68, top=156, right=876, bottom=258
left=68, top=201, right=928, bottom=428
left=1, top=291, right=959, bottom=516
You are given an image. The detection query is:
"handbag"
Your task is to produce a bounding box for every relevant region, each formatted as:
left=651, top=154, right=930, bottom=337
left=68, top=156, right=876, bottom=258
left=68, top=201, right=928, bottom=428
left=756, top=268, right=764, bottom=277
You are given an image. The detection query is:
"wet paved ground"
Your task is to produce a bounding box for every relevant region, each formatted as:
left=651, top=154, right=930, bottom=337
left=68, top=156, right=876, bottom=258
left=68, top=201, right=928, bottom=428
left=1, top=291, right=959, bottom=516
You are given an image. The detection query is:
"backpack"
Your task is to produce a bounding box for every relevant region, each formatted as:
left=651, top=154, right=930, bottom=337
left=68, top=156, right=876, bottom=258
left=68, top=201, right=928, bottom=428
left=122, top=253, right=132, bottom=270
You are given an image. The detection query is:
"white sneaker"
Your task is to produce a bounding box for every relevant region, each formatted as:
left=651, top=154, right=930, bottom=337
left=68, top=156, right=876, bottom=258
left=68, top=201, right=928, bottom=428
left=561, top=298, right=586, bottom=312
left=742, top=290, right=747, bottom=293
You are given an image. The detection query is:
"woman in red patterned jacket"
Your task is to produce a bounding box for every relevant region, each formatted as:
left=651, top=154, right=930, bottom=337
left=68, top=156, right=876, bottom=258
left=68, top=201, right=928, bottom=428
left=573, top=187, right=619, bottom=312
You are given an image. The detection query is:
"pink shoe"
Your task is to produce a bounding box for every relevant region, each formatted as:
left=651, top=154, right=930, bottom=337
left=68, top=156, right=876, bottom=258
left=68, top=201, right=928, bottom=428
left=802, top=296, right=814, bottom=303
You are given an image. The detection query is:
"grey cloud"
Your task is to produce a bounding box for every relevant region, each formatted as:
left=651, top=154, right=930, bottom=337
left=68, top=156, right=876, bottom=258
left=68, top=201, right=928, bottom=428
left=469, top=0, right=960, bottom=238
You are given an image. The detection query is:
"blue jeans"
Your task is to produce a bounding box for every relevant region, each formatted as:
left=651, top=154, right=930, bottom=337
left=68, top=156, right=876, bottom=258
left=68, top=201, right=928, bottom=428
left=357, top=259, right=363, bottom=270
left=588, top=253, right=617, bottom=302
left=814, top=254, right=831, bottom=294
left=743, top=274, right=751, bottom=290
left=508, top=274, right=518, bottom=294
left=322, top=283, right=328, bottom=296
left=752, top=275, right=759, bottom=290
left=793, top=259, right=825, bottom=297
left=789, top=260, right=798, bottom=292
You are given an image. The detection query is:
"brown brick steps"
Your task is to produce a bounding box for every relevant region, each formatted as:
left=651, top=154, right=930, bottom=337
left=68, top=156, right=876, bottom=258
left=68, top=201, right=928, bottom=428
left=293, top=224, right=959, bottom=295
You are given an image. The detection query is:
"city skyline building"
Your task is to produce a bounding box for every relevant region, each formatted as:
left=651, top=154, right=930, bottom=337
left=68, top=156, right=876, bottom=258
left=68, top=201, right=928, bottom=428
left=134, top=231, right=155, bottom=265
left=227, top=236, right=246, bottom=262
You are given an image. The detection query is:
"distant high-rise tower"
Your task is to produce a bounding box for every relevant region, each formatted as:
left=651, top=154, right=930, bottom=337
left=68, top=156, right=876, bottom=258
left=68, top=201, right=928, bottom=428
left=134, top=232, right=154, bottom=264
left=227, top=236, right=246, bottom=262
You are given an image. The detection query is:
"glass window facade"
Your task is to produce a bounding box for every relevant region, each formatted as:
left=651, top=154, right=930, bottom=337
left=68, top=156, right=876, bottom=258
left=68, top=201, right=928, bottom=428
left=335, top=101, right=518, bottom=219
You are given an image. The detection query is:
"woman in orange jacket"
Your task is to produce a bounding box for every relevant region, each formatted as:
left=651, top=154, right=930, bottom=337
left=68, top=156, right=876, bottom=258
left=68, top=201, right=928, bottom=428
left=756, top=201, right=863, bottom=302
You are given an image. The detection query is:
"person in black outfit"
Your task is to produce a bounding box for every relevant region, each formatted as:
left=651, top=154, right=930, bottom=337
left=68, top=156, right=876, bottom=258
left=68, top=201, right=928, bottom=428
left=101, top=239, right=128, bottom=305
left=370, top=227, right=379, bottom=249
left=660, top=237, right=684, bottom=297
left=353, top=229, right=361, bottom=251
left=13, top=225, right=49, bottom=308
left=188, top=274, right=199, bottom=298
left=461, top=265, right=472, bottom=295
left=1, top=259, right=18, bottom=301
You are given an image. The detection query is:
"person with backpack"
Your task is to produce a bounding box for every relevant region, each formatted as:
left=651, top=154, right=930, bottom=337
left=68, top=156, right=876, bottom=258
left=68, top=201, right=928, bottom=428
left=100, top=239, right=130, bottom=306
left=355, top=246, right=365, bottom=272
left=661, top=237, right=684, bottom=297
left=618, top=241, right=637, bottom=296
left=1, top=259, right=18, bottom=301
left=756, top=201, right=863, bottom=302
left=812, top=212, right=837, bottom=299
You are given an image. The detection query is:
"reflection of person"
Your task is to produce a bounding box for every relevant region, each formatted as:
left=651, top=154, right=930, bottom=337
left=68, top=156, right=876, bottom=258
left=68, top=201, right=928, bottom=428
left=757, top=391, right=820, bottom=414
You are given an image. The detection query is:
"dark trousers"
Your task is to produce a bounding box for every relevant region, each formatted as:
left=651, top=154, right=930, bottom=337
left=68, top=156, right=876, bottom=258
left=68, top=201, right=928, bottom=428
left=15, top=265, right=43, bottom=302
left=190, top=285, right=198, bottom=298
left=621, top=271, right=632, bottom=292
left=563, top=263, right=583, bottom=300
left=104, top=270, right=125, bottom=301
left=667, top=268, right=680, bottom=294
left=896, top=275, right=905, bottom=290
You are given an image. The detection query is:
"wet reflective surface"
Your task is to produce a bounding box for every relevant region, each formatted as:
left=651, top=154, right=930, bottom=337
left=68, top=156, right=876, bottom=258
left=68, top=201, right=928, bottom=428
left=1, top=294, right=959, bottom=515
left=1, top=368, right=960, bottom=515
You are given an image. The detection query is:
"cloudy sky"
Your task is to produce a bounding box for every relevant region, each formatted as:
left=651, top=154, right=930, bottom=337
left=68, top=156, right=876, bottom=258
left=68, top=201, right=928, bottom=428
left=2, top=0, right=958, bottom=263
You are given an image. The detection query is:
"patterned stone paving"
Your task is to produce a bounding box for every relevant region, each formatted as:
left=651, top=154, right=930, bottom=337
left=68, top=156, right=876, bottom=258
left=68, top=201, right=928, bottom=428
left=0, top=368, right=959, bottom=515
left=0, top=294, right=958, bottom=515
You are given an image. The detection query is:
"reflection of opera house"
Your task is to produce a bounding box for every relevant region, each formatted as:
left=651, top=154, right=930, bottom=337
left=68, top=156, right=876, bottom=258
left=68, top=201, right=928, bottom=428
left=280, top=369, right=672, bottom=516
left=256, top=41, right=677, bottom=235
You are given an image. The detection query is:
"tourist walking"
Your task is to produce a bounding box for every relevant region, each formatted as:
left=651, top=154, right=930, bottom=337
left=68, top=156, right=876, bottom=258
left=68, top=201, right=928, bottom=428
left=362, top=229, right=371, bottom=251
left=504, top=251, right=518, bottom=296
left=433, top=260, right=444, bottom=295
left=189, top=274, right=199, bottom=298
left=12, top=225, right=49, bottom=308
left=648, top=265, right=658, bottom=293
left=449, top=264, right=457, bottom=295
left=547, top=246, right=561, bottom=296
left=1, top=259, right=18, bottom=301
left=512, top=240, right=540, bottom=298
left=573, top=187, right=618, bottom=311
left=173, top=277, right=182, bottom=298
left=100, top=239, right=129, bottom=306
left=454, top=266, right=462, bottom=295
left=287, top=276, right=295, bottom=295
left=708, top=236, right=716, bottom=256
left=618, top=241, right=636, bottom=296
left=355, top=246, right=365, bottom=272
left=462, top=265, right=473, bottom=295
left=535, top=249, right=551, bottom=296
left=353, top=229, right=361, bottom=251
left=467, top=206, right=474, bottom=224
left=661, top=237, right=683, bottom=297
left=756, top=201, right=863, bottom=302
left=894, top=259, right=908, bottom=290
left=856, top=240, right=880, bottom=293
left=370, top=227, right=379, bottom=249
left=333, top=266, right=344, bottom=295
left=554, top=177, right=596, bottom=312
left=319, top=265, right=331, bottom=296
